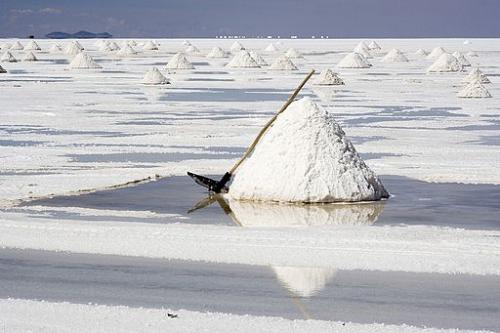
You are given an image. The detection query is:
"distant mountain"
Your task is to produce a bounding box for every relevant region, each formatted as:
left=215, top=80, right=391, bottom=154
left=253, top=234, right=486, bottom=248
left=46, top=31, right=112, bottom=39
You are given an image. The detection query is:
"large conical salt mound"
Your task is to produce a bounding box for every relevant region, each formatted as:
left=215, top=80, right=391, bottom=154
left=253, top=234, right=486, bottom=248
left=206, top=46, right=228, bottom=58
left=166, top=52, right=194, bottom=70
left=143, top=40, right=158, bottom=51
left=427, top=53, right=462, bottom=72
left=462, top=68, right=490, bottom=84
left=285, top=48, right=303, bottom=59
left=353, top=44, right=372, bottom=58
left=23, top=51, right=38, bottom=62
left=10, top=41, right=24, bottom=50
left=1, top=51, right=17, bottom=62
left=230, top=41, right=245, bottom=52
left=65, top=41, right=83, bottom=56
left=25, top=40, right=41, bottom=51
left=69, top=52, right=102, bottom=69
left=49, top=44, right=62, bottom=53
left=337, top=52, right=371, bottom=68
left=452, top=51, right=471, bottom=67
left=0, top=64, right=6, bottom=73
left=228, top=97, right=389, bottom=203
left=116, top=44, right=138, bottom=56
left=457, top=81, right=492, bottom=98
left=426, top=47, right=446, bottom=59
left=415, top=48, right=429, bottom=56
left=226, top=50, right=260, bottom=68
left=315, top=69, right=344, bottom=85
left=368, top=41, right=381, bottom=50
left=269, top=55, right=298, bottom=70
left=142, top=67, right=170, bottom=85
left=249, top=50, right=267, bottom=66
left=264, top=43, right=279, bottom=52
left=184, top=44, right=201, bottom=54
left=381, top=48, right=409, bottom=63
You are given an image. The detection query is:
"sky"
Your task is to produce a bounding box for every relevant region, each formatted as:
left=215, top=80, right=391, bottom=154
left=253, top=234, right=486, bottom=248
left=0, top=0, right=499, bottom=38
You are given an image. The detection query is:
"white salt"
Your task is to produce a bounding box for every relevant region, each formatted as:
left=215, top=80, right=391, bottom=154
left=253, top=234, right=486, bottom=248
left=452, top=51, right=471, bottom=67
left=206, top=46, right=228, bottom=58
left=25, top=40, right=41, bottom=51
left=315, top=69, right=344, bottom=85
left=427, top=53, right=462, bottom=72
left=166, top=53, right=194, bottom=70
left=230, top=41, right=245, bottom=52
left=226, top=50, right=260, bottom=68
left=142, top=67, right=170, bottom=85
left=249, top=51, right=268, bottom=66
left=1, top=51, right=17, bottom=62
left=0, top=64, right=6, bottom=73
left=264, top=43, right=279, bottom=52
left=143, top=41, right=158, bottom=51
left=22, top=51, right=38, bottom=62
left=368, top=41, right=381, bottom=50
left=49, top=44, right=62, bottom=53
left=69, top=52, right=102, bottom=69
left=269, top=55, right=298, bottom=70
left=116, top=44, right=138, bottom=56
left=457, top=81, right=491, bottom=98
left=285, top=48, right=303, bottom=59
left=381, top=48, right=409, bottom=63
left=462, top=68, right=490, bottom=84
left=337, top=52, right=371, bottom=68
left=415, top=49, right=429, bottom=56
left=10, top=41, right=24, bottom=50
left=185, top=45, right=201, bottom=54
left=426, top=47, right=446, bottom=59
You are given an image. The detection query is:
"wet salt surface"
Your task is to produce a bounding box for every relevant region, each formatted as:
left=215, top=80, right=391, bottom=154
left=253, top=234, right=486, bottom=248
left=24, top=175, right=500, bottom=230
left=0, top=248, right=498, bottom=331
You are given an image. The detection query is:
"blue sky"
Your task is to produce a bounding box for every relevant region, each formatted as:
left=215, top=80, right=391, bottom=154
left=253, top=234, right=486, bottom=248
left=0, top=0, right=498, bottom=38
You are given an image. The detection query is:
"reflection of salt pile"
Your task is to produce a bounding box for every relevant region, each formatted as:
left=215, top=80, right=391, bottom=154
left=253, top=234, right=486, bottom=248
left=230, top=41, right=245, bottom=52
left=142, top=67, right=170, bottom=85
left=116, top=44, right=138, bottom=56
left=415, top=48, right=429, bottom=56
left=143, top=40, right=158, bottom=51
left=285, top=48, right=303, bottom=59
left=269, top=55, right=297, bottom=70
left=264, top=43, right=279, bottom=52
left=426, top=47, right=446, bottom=59
left=227, top=50, right=260, bottom=68
left=337, top=52, right=371, bottom=68
left=166, top=53, right=194, bottom=70
left=315, top=69, right=344, bottom=85
left=249, top=51, right=268, bottom=66
left=273, top=266, right=337, bottom=298
left=427, top=53, right=462, bottom=72
left=1, top=51, right=17, bottom=62
left=0, top=65, right=6, bottom=73
left=452, top=51, right=471, bottom=67
left=10, top=41, right=24, bottom=50
left=69, top=52, right=102, bottom=69
left=462, top=68, right=490, bottom=84
left=25, top=40, right=41, bottom=51
left=457, top=81, right=492, bottom=98
left=207, top=46, right=228, bottom=58
left=49, top=44, right=62, bottom=53
left=22, top=51, right=38, bottom=62
left=381, top=48, right=408, bottom=62
left=228, top=98, right=388, bottom=203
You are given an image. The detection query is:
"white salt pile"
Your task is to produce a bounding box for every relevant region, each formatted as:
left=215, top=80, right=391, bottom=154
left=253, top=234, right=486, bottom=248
left=457, top=81, right=492, bottom=98
left=368, top=41, right=381, bottom=50
left=166, top=52, right=194, bottom=70
left=49, top=44, right=62, bottom=53
left=0, top=64, right=6, bottom=73
left=99, top=42, right=114, bottom=52
left=116, top=44, right=138, bottom=56
left=228, top=97, right=389, bottom=203
left=22, top=51, right=38, bottom=62
left=25, top=40, right=41, bottom=51
left=128, top=40, right=137, bottom=46
left=249, top=50, right=268, bottom=66
left=452, top=51, right=471, bottom=67
left=1, top=42, right=12, bottom=49
left=73, top=40, right=84, bottom=50
left=285, top=47, right=303, bottom=59
left=230, top=41, right=245, bottom=52
left=464, top=40, right=471, bottom=45
left=69, top=52, right=102, bottom=69
left=65, top=41, right=83, bottom=56
left=269, top=55, right=298, bottom=70
left=315, top=69, right=344, bottom=85
left=1, top=51, right=17, bottom=62
left=426, top=47, right=447, bottom=59
left=226, top=50, right=260, bottom=68
left=415, top=48, right=429, bottom=56
left=462, top=68, right=490, bottom=84
left=143, top=40, right=158, bottom=51
left=184, top=45, right=201, bottom=54
left=206, top=46, right=228, bottom=58
left=108, top=41, right=120, bottom=51
left=467, top=51, right=478, bottom=57
left=142, top=67, right=170, bottom=85
left=264, top=43, right=279, bottom=52
left=381, top=48, right=409, bottom=63
left=427, top=53, right=463, bottom=72
left=353, top=44, right=372, bottom=58
left=10, top=41, right=24, bottom=50
left=182, top=40, right=191, bottom=46
left=337, top=52, right=371, bottom=68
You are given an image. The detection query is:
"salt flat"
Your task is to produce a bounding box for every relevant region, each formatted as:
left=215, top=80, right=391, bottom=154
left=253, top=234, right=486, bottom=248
left=0, top=38, right=499, bottom=332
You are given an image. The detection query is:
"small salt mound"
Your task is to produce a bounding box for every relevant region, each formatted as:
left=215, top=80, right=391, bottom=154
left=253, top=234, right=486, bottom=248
left=116, top=44, right=138, bottom=56
left=0, top=64, right=6, bottom=73
left=464, top=40, right=471, bottom=45
left=355, top=41, right=370, bottom=52
left=166, top=52, right=194, bottom=70
left=415, top=48, right=429, bottom=56
left=143, top=40, right=158, bottom=51
left=315, top=69, right=344, bottom=85
left=228, top=97, right=389, bottom=203
left=49, top=44, right=62, bottom=53
left=99, top=42, right=114, bottom=52
left=22, top=51, right=38, bottom=62
left=337, top=52, right=371, bottom=68
left=264, top=43, right=279, bottom=52
left=142, top=67, right=170, bottom=85
left=467, top=51, right=478, bottom=57
left=128, top=40, right=137, bottom=46
left=73, top=40, right=84, bottom=50
left=368, top=41, right=381, bottom=50
left=269, top=55, right=298, bottom=70
left=65, top=41, right=83, bottom=56
left=381, top=48, right=409, bottom=63
left=182, top=40, right=191, bottom=46
left=69, top=52, right=102, bottom=69
left=184, top=45, right=201, bottom=54
left=427, top=53, right=462, bottom=72
left=452, top=51, right=471, bottom=67
left=25, top=40, right=41, bottom=51
left=226, top=50, right=260, bottom=68
left=353, top=44, right=372, bottom=58
left=108, top=41, right=120, bottom=51
left=249, top=50, right=268, bottom=66
left=94, top=40, right=105, bottom=48
left=457, top=81, right=491, bottom=98
left=10, top=41, right=24, bottom=50
left=230, top=41, right=245, bottom=52
left=285, top=48, right=303, bottom=59
left=462, top=68, right=490, bottom=84
left=206, top=46, right=228, bottom=58
left=1, top=51, right=17, bottom=63
left=426, top=47, right=446, bottom=59
left=1, top=43, right=12, bottom=49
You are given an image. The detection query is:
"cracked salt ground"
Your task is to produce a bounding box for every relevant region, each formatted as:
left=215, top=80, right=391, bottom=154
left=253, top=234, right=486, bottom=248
left=21, top=175, right=500, bottom=230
